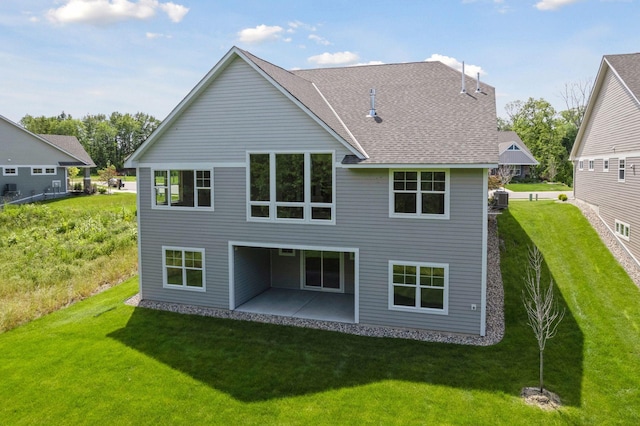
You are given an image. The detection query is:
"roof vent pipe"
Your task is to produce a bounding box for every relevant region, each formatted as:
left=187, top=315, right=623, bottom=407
left=366, top=88, right=377, bottom=117
left=460, top=62, right=466, bottom=94
left=476, top=72, right=481, bottom=93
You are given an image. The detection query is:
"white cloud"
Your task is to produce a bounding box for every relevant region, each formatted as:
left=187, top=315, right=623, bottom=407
left=146, top=32, right=172, bottom=39
left=288, top=20, right=316, bottom=32
left=46, top=0, right=189, bottom=25
left=238, top=24, right=284, bottom=43
left=535, top=0, right=582, bottom=11
left=308, top=51, right=360, bottom=66
left=425, top=54, right=486, bottom=77
left=308, top=34, right=331, bottom=46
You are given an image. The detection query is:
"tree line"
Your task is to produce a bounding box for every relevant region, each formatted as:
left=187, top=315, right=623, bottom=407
left=498, top=80, right=591, bottom=187
left=20, top=112, right=161, bottom=171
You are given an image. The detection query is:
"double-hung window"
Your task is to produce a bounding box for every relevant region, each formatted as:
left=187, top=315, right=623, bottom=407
left=153, top=169, right=213, bottom=209
left=389, top=261, right=448, bottom=314
left=248, top=152, right=334, bottom=223
left=390, top=170, right=449, bottom=219
left=162, top=247, right=205, bottom=291
left=578, top=160, right=584, bottom=171
left=618, top=159, right=626, bottom=182
left=603, top=159, right=609, bottom=172
left=588, top=160, right=594, bottom=171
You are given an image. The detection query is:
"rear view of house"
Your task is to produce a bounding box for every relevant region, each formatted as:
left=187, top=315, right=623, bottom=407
left=126, top=47, right=498, bottom=336
left=571, top=53, right=640, bottom=267
left=1, top=115, right=94, bottom=204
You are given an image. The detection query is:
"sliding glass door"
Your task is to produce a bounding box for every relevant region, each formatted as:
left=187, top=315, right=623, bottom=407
left=303, top=250, right=342, bottom=291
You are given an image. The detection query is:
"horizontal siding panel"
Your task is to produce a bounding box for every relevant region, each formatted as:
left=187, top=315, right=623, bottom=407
left=137, top=165, right=487, bottom=334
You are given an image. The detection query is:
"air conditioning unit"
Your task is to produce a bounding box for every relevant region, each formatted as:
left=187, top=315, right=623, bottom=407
left=494, top=191, right=509, bottom=209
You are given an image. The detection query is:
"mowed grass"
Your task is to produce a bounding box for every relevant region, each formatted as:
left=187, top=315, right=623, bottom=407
left=0, top=193, right=138, bottom=332
left=0, top=201, right=639, bottom=424
left=506, top=182, right=572, bottom=192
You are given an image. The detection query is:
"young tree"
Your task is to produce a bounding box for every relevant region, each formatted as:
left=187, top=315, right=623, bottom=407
left=67, top=166, right=80, bottom=187
left=522, top=246, right=565, bottom=393
left=98, top=164, right=118, bottom=195
left=496, top=164, right=517, bottom=188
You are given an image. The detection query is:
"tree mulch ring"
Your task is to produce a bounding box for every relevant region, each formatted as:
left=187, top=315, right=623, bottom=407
left=521, top=387, right=562, bottom=411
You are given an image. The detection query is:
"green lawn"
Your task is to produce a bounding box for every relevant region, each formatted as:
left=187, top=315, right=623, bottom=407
left=505, top=182, right=572, bottom=192
left=0, top=201, right=638, bottom=424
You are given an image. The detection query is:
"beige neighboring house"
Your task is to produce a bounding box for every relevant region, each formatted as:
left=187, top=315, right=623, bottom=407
left=1, top=114, right=94, bottom=204
left=494, top=131, right=538, bottom=179
left=570, top=53, right=640, bottom=267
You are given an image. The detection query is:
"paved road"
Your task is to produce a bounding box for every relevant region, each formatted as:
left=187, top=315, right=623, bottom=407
left=115, top=180, right=137, bottom=193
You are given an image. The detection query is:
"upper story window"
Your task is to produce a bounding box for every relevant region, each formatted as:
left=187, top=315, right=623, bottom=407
left=603, top=159, right=609, bottom=172
left=153, top=169, right=213, bottom=209
left=618, top=159, right=626, bottom=182
left=588, top=160, right=594, bottom=171
left=32, top=167, right=56, bottom=175
left=390, top=170, right=449, bottom=219
left=248, top=152, right=334, bottom=224
left=578, top=160, right=584, bottom=170
left=2, top=167, right=17, bottom=176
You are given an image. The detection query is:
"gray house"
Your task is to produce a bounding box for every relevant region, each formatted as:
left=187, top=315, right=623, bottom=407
left=125, top=47, right=498, bottom=336
left=495, top=130, right=538, bottom=179
left=570, top=53, right=640, bottom=268
left=1, top=114, right=94, bottom=204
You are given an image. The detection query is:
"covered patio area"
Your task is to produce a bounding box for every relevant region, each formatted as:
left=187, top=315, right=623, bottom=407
left=235, top=288, right=355, bottom=323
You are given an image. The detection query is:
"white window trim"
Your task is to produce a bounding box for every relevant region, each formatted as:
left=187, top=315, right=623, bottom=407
left=388, top=169, right=450, bottom=220
left=278, top=248, right=296, bottom=257
left=301, top=251, right=345, bottom=293
left=603, top=159, right=609, bottom=172
left=31, top=166, right=57, bottom=176
left=618, top=158, right=626, bottom=182
left=151, top=167, right=214, bottom=211
left=162, top=246, right=206, bottom=292
left=615, top=220, right=630, bottom=241
left=514, top=165, right=522, bottom=176
left=388, top=260, right=449, bottom=315
left=2, top=167, right=18, bottom=176
left=588, top=159, right=594, bottom=171
left=578, top=160, right=584, bottom=171
left=246, top=150, right=336, bottom=225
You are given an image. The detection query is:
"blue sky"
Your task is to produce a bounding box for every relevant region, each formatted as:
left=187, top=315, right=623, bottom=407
left=0, top=0, right=638, bottom=123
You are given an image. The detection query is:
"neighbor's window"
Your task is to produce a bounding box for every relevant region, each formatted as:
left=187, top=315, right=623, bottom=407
left=615, top=220, right=630, bottom=241
left=390, top=170, right=449, bottom=218
left=163, top=247, right=205, bottom=291
left=2, top=167, right=17, bottom=176
left=248, top=152, right=334, bottom=223
left=603, top=159, right=609, bottom=172
left=588, top=160, right=594, bottom=171
left=153, top=169, right=212, bottom=209
left=619, top=159, right=626, bottom=182
left=389, top=261, right=448, bottom=314
left=578, top=160, right=584, bottom=170
left=31, top=167, right=56, bottom=175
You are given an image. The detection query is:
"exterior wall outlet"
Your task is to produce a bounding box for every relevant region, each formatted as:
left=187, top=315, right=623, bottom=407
left=471, top=304, right=477, bottom=311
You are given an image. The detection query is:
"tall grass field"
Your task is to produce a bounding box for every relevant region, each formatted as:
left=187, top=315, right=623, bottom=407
left=0, top=193, right=138, bottom=332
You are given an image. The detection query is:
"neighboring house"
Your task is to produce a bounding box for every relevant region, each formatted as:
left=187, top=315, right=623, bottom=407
left=494, top=131, right=538, bottom=179
left=125, top=47, right=498, bottom=336
left=1, top=114, right=95, bottom=204
left=570, top=53, right=640, bottom=268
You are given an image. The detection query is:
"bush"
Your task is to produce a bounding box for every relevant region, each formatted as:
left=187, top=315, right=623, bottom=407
left=488, top=175, right=501, bottom=190
left=73, top=182, right=82, bottom=191
left=98, top=187, right=107, bottom=194
left=558, top=194, right=568, bottom=202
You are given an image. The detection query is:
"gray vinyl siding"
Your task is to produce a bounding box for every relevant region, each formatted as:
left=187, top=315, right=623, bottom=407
left=140, top=57, right=352, bottom=163
left=0, top=122, right=79, bottom=165
left=271, top=251, right=302, bottom=290
left=574, top=68, right=640, bottom=265
left=234, top=247, right=271, bottom=306
left=1, top=166, right=67, bottom=198
left=137, top=166, right=486, bottom=335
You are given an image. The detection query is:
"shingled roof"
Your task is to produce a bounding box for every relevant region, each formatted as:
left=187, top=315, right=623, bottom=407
left=239, top=48, right=497, bottom=166
left=38, top=134, right=95, bottom=167
left=604, top=53, right=640, bottom=103
left=497, top=131, right=538, bottom=166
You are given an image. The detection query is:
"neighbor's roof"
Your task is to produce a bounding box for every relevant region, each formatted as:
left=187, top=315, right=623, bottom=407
left=570, top=53, right=640, bottom=160
left=497, top=131, right=538, bottom=166
left=128, top=46, right=498, bottom=167
left=39, top=134, right=95, bottom=167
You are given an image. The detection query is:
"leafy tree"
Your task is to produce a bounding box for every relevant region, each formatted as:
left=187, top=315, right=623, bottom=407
left=67, top=166, right=80, bottom=183
left=97, top=164, right=118, bottom=195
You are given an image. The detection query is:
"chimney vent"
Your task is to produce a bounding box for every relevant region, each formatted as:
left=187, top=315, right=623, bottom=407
left=460, top=62, right=466, bottom=94
left=476, top=72, right=481, bottom=93
left=366, top=88, right=377, bottom=117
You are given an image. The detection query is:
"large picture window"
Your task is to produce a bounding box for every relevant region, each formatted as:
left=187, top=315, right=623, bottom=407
left=390, top=170, right=449, bottom=219
left=163, top=247, right=205, bottom=291
left=153, top=169, right=212, bottom=209
left=248, top=152, right=334, bottom=223
left=389, top=261, right=448, bottom=314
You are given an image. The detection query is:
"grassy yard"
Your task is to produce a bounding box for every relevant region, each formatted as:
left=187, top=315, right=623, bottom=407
left=505, top=182, right=572, bottom=192
left=0, top=193, right=138, bottom=332
left=0, top=201, right=639, bottom=424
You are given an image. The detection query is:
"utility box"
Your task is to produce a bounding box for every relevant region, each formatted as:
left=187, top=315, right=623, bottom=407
left=494, top=191, right=509, bottom=209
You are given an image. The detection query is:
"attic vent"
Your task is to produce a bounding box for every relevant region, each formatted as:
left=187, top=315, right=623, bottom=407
left=366, top=88, right=377, bottom=117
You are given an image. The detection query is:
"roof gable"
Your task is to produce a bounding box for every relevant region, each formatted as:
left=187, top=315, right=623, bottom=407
left=497, top=131, right=537, bottom=165
left=0, top=115, right=94, bottom=166
left=571, top=53, right=640, bottom=159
